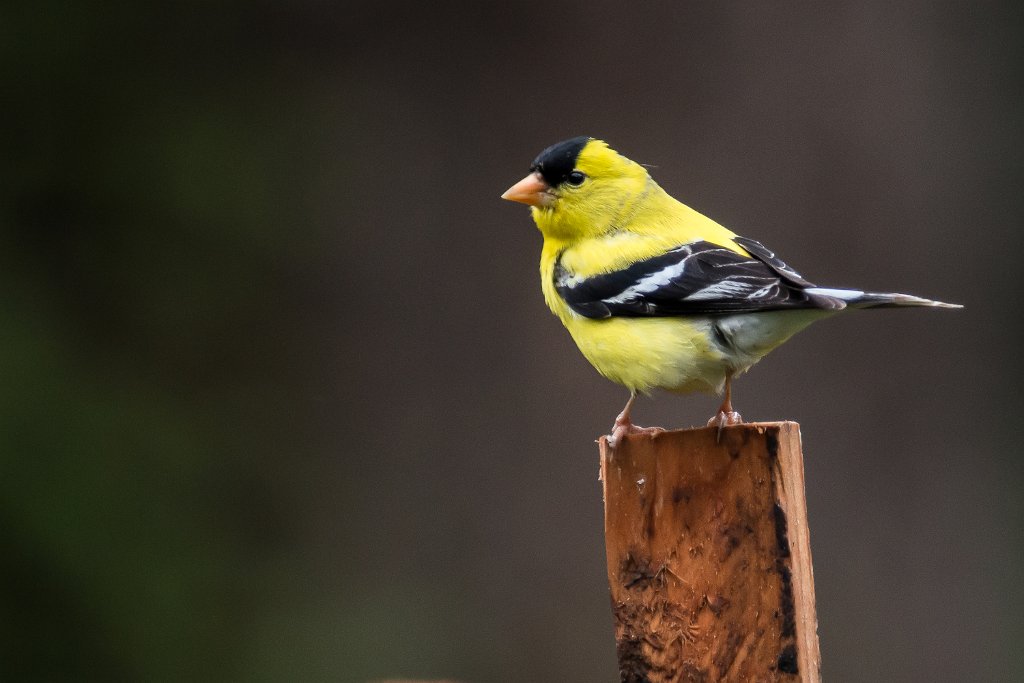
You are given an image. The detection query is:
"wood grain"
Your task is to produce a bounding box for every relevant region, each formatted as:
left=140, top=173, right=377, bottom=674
left=600, top=422, right=820, bottom=682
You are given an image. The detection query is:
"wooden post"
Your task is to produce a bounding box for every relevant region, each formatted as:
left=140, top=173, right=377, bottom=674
left=600, top=422, right=821, bottom=682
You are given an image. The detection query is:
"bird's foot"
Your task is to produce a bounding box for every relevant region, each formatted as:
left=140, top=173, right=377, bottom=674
left=707, top=410, right=743, bottom=428
left=707, top=410, right=743, bottom=442
left=607, top=418, right=661, bottom=449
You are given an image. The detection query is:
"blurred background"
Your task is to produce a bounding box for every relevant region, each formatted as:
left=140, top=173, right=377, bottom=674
left=2, top=1, right=1022, bottom=681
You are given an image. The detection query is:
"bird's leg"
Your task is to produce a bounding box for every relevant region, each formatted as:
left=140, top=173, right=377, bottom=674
left=607, top=392, right=661, bottom=448
left=707, top=372, right=743, bottom=438
left=719, top=373, right=736, bottom=415
left=608, top=393, right=637, bottom=449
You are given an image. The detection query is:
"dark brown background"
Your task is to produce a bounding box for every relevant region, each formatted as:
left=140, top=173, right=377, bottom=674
left=3, top=1, right=1021, bottom=681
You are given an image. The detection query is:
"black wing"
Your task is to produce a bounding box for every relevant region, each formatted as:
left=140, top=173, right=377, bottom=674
left=554, top=237, right=846, bottom=319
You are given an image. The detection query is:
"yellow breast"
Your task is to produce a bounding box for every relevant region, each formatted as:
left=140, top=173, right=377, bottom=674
left=560, top=314, right=728, bottom=394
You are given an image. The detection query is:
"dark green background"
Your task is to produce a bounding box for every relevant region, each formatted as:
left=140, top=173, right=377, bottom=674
left=3, top=2, right=1021, bottom=681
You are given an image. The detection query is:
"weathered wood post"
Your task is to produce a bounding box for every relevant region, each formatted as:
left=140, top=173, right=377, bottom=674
left=600, top=422, right=821, bottom=682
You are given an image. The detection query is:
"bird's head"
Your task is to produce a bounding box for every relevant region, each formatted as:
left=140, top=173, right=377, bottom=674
left=502, top=137, right=652, bottom=241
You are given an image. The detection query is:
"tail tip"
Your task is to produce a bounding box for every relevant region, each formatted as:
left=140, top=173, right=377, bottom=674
left=899, top=295, right=963, bottom=309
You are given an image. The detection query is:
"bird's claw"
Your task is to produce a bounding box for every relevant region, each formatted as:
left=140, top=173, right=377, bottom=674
left=707, top=410, right=743, bottom=428
left=607, top=419, right=661, bottom=449
left=707, top=410, right=743, bottom=442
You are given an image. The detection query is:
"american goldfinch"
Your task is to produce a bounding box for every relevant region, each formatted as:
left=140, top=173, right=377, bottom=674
left=502, top=136, right=960, bottom=444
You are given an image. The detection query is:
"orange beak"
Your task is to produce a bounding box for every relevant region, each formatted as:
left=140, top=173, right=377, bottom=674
left=501, top=172, right=554, bottom=207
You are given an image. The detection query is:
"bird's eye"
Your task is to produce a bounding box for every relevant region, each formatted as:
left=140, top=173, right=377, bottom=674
left=566, top=170, right=586, bottom=186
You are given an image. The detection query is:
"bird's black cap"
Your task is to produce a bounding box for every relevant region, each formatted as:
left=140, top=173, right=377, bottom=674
left=530, top=136, right=591, bottom=187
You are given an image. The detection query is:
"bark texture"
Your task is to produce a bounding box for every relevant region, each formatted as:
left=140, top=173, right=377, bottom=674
left=600, top=422, right=820, bottom=682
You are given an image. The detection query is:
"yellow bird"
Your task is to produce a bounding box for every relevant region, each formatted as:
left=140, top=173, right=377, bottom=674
left=502, top=136, right=960, bottom=444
